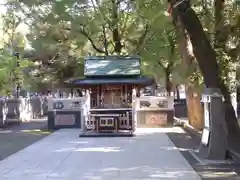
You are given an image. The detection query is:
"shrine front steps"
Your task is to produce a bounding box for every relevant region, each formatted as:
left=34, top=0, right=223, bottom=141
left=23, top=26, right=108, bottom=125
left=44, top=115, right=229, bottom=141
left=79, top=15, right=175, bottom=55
left=79, top=130, right=134, bottom=137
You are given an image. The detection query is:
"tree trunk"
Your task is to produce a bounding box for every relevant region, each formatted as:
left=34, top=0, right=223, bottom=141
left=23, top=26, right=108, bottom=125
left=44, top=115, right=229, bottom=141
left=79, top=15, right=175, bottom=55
left=173, top=12, right=204, bottom=130
left=111, top=0, right=122, bottom=54
left=165, top=66, right=172, bottom=95
left=186, top=84, right=204, bottom=130
left=170, top=0, right=240, bottom=152
left=175, top=84, right=180, bottom=99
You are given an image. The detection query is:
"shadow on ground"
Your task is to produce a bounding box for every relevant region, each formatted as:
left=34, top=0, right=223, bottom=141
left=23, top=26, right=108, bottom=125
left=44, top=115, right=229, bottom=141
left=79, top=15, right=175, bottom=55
left=0, top=118, right=52, bottom=161
left=167, top=126, right=240, bottom=180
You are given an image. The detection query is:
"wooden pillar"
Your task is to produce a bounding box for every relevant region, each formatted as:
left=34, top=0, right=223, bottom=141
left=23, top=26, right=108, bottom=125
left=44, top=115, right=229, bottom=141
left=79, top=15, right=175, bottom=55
left=115, top=118, right=118, bottom=132
left=124, top=84, right=127, bottom=104
left=99, top=85, right=103, bottom=106
left=121, top=85, right=123, bottom=103
left=97, top=85, right=99, bottom=106
left=70, top=88, right=74, bottom=97
left=136, top=86, right=140, bottom=97
left=96, top=117, right=99, bottom=133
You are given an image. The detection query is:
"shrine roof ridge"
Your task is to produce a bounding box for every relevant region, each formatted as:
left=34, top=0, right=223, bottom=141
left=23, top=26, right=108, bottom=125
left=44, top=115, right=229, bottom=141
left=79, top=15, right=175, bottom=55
left=84, top=56, right=141, bottom=76
left=65, top=75, right=154, bottom=86
left=84, top=55, right=140, bottom=60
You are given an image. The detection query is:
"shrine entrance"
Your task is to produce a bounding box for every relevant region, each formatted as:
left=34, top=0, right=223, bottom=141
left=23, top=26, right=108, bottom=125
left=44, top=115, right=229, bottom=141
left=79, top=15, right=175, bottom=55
left=65, top=56, right=154, bottom=137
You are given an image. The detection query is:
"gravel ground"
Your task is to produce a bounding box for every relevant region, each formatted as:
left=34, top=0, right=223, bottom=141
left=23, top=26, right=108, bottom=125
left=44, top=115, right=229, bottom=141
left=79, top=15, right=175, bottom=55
left=0, top=118, right=52, bottom=161
left=167, top=126, right=240, bottom=180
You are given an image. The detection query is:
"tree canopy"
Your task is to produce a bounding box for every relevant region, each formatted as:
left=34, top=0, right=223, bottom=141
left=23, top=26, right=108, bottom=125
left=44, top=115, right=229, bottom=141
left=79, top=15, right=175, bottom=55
left=0, top=0, right=239, bottom=94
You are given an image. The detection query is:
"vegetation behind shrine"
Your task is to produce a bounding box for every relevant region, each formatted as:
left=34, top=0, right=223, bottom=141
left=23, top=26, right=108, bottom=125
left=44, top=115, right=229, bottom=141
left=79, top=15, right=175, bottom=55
left=0, top=0, right=239, bottom=94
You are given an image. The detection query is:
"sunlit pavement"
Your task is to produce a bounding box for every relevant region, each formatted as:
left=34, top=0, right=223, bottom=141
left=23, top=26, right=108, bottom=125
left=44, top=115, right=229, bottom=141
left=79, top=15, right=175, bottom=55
left=0, top=128, right=201, bottom=180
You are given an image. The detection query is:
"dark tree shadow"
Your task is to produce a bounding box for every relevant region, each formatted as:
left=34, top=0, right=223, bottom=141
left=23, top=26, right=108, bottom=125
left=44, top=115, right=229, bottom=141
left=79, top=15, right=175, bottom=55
left=0, top=117, right=52, bottom=161
left=167, top=127, right=240, bottom=180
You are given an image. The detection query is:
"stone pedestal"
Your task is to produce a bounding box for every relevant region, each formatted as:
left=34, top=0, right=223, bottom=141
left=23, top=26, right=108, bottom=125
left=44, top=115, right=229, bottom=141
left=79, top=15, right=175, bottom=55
left=48, top=98, right=83, bottom=130
left=6, top=99, right=21, bottom=123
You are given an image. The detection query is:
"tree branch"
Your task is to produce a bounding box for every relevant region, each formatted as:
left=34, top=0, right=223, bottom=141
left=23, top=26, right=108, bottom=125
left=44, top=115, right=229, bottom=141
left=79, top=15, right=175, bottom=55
left=102, top=25, right=109, bottom=55
left=145, top=32, right=155, bottom=43
left=134, top=25, right=150, bottom=53
left=157, top=59, right=165, bottom=69
left=88, top=0, right=109, bottom=55
left=92, top=0, right=112, bottom=28
left=80, top=26, right=106, bottom=54
left=111, top=0, right=122, bottom=54
left=120, top=1, right=132, bottom=34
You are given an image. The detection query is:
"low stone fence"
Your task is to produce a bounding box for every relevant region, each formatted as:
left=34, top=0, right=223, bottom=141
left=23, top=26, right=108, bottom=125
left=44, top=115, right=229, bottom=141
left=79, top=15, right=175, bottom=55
left=135, top=96, right=174, bottom=127
left=0, top=97, right=48, bottom=127
left=47, top=97, right=85, bottom=130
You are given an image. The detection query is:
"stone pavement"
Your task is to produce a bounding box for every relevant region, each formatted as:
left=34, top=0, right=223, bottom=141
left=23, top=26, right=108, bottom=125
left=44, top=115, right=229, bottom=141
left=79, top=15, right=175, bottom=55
left=0, top=117, right=51, bottom=161
left=0, top=128, right=201, bottom=180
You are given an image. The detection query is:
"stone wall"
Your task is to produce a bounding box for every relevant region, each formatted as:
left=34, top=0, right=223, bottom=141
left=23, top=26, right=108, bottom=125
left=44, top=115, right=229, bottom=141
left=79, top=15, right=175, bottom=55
left=135, top=96, right=174, bottom=127
left=47, top=98, right=84, bottom=130
left=0, top=97, right=48, bottom=127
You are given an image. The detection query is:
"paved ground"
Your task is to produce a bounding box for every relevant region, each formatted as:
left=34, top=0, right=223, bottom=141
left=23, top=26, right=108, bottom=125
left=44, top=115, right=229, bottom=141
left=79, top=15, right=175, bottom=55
left=0, top=117, right=51, bottom=161
left=2, top=120, right=240, bottom=180
left=0, top=128, right=201, bottom=180
left=168, top=126, right=240, bottom=180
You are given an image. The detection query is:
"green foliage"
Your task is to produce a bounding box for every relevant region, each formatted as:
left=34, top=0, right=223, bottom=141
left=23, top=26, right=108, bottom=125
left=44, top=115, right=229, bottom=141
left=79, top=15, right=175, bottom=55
left=196, top=0, right=240, bottom=88
left=1, top=0, right=175, bottom=89
left=2, top=0, right=238, bottom=92
left=0, top=49, right=31, bottom=95
left=141, top=26, right=181, bottom=85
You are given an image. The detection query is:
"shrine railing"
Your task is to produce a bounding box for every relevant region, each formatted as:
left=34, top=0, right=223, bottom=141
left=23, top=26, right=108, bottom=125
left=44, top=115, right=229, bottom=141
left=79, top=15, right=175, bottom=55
left=47, top=97, right=86, bottom=129
left=134, top=96, right=174, bottom=126
left=135, top=96, right=174, bottom=110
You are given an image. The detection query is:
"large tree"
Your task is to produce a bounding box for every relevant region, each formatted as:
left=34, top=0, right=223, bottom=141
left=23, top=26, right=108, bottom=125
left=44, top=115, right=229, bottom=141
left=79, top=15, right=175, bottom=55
left=0, top=8, right=31, bottom=95
left=141, top=27, right=180, bottom=94
left=3, top=0, right=171, bottom=89
left=168, top=0, right=240, bottom=151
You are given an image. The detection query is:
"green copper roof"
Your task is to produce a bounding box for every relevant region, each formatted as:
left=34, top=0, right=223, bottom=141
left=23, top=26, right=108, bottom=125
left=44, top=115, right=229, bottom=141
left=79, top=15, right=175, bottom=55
left=84, top=56, right=141, bottom=76
left=65, top=76, right=153, bottom=85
